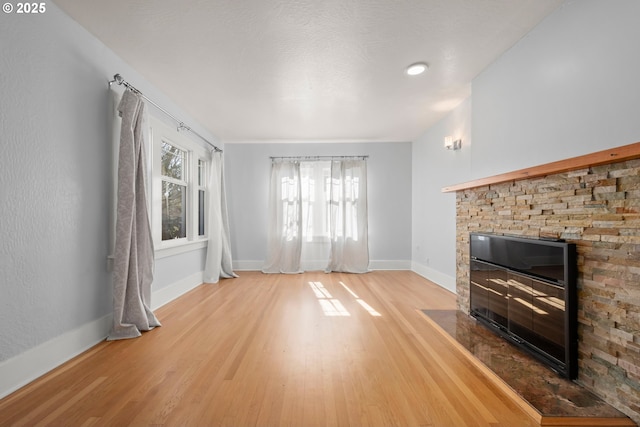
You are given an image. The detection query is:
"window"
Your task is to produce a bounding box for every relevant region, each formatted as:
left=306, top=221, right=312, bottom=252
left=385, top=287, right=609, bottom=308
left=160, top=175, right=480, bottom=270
left=300, top=161, right=331, bottom=242
left=161, top=142, right=187, bottom=240
left=332, top=171, right=360, bottom=241
left=299, top=161, right=361, bottom=242
left=150, top=117, right=209, bottom=253
left=198, top=159, right=206, bottom=237
left=265, top=158, right=369, bottom=273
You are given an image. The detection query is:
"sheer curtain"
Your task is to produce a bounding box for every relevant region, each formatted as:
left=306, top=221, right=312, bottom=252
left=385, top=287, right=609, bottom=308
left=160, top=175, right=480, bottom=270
left=204, top=150, right=238, bottom=283
left=108, top=89, right=161, bottom=340
left=263, top=158, right=369, bottom=274
left=262, top=161, right=303, bottom=273
left=326, top=159, right=369, bottom=273
left=300, top=161, right=332, bottom=270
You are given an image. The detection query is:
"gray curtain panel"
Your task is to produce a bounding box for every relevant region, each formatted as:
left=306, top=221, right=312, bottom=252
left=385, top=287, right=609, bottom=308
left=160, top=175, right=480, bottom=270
left=108, top=90, right=161, bottom=340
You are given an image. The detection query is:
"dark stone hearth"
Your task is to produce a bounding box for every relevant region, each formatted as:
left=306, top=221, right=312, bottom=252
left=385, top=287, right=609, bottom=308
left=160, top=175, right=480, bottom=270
left=422, top=309, right=631, bottom=420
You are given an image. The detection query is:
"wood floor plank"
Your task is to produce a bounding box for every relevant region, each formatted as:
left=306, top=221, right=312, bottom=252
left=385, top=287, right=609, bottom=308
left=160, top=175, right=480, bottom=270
left=0, top=271, right=545, bottom=427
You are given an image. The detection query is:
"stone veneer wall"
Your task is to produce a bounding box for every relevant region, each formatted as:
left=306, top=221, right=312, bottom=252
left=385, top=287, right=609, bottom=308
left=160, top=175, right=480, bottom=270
left=455, top=159, right=640, bottom=421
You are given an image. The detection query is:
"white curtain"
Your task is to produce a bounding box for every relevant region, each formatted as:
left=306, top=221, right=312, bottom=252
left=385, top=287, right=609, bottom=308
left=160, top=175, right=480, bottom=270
left=204, top=151, right=238, bottom=283
left=326, top=159, right=369, bottom=273
left=108, top=90, right=161, bottom=340
left=262, top=161, right=303, bottom=273
left=300, top=161, right=331, bottom=270
left=262, top=158, right=369, bottom=274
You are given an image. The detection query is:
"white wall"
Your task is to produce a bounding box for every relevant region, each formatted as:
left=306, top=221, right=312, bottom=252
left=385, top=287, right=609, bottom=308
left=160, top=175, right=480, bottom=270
left=411, top=0, right=640, bottom=292
left=472, top=0, right=640, bottom=179
left=0, top=3, right=216, bottom=397
left=411, top=98, right=471, bottom=292
left=224, top=142, right=412, bottom=270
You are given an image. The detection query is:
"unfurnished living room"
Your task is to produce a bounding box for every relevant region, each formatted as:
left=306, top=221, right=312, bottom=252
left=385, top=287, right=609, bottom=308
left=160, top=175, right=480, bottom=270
left=1, top=1, right=640, bottom=426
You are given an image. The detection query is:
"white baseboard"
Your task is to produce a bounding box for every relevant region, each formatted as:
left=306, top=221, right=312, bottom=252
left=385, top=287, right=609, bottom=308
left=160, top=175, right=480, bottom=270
left=0, top=313, right=112, bottom=400
left=411, top=261, right=457, bottom=294
left=0, top=271, right=204, bottom=400
left=151, top=271, right=204, bottom=310
left=369, top=260, right=412, bottom=270
left=232, top=260, right=264, bottom=271
left=232, top=260, right=412, bottom=271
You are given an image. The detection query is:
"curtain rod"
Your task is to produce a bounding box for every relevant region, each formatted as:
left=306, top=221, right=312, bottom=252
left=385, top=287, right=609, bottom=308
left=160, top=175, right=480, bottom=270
left=270, top=155, right=368, bottom=161
left=108, top=74, right=222, bottom=153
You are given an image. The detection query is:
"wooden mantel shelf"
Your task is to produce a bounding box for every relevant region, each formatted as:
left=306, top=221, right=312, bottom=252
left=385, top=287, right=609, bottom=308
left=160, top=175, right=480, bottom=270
left=442, top=142, right=640, bottom=193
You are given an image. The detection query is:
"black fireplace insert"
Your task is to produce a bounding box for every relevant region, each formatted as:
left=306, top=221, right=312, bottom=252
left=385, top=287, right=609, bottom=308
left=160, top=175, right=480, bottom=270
left=469, top=232, right=577, bottom=379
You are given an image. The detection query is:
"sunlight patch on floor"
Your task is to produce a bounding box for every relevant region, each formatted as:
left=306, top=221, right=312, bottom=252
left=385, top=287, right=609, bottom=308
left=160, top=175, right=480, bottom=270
left=340, top=281, right=382, bottom=317
left=308, top=281, right=350, bottom=316
left=308, top=281, right=382, bottom=317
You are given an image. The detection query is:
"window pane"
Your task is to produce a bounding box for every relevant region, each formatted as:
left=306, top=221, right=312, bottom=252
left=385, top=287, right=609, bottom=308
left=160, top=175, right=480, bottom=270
left=161, top=142, right=184, bottom=180
left=300, top=161, right=331, bottom=241
left=198, top=189, right=205, bottom=236
left=162, top=181, right=186, bottom=240
left=198, top=159, right=204, bottom=186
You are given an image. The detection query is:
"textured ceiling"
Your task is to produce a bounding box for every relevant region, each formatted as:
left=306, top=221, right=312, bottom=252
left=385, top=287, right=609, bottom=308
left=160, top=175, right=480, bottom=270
left=53, top=0, right=563, bottom=143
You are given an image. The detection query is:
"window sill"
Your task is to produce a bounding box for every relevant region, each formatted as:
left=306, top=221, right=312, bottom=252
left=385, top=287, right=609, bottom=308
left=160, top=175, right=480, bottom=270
left=155, top=239, right=208, bottom=259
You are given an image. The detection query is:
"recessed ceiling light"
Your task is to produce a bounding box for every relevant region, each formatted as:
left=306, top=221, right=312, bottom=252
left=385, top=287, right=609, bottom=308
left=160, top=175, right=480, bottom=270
left=406, top=62, right=428, bottom=76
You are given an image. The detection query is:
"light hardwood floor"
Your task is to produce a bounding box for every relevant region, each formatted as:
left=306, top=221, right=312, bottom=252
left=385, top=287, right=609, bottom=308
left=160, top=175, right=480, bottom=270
left=0, top=271, right=539, bottom=427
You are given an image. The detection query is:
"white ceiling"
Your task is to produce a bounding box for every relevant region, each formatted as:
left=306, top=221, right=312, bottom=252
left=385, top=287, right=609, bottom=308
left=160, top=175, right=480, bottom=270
left=53, top=0, right=563, bottom=144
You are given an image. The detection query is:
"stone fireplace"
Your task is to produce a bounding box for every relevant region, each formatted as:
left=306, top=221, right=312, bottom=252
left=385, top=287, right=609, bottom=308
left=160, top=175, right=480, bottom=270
left=448, top=144, right=640, bottom=421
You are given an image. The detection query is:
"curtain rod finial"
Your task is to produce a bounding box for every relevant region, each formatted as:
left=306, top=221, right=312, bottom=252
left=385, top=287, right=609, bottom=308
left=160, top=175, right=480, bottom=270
left=106, top=73, right=222, bottom=153
left=108, top=74, right=124, bottom=87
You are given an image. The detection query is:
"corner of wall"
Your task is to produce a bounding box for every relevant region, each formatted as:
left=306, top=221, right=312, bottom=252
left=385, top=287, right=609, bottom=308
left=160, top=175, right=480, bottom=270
left=411, top=261, right=456, bottom=294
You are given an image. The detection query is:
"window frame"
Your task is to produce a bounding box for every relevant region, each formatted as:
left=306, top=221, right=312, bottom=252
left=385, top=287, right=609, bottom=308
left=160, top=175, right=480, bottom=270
left=149, top=117, right=209, bottom=257
left=197, top=158, right=207, bottom=238
left=160, top=141, right=188, bottom=241
left=300, top=160, right=332, bottom=243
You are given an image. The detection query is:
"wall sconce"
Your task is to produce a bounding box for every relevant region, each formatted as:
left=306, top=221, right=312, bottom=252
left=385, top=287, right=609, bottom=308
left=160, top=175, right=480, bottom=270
left=444, top=136, right=462, bottom=150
